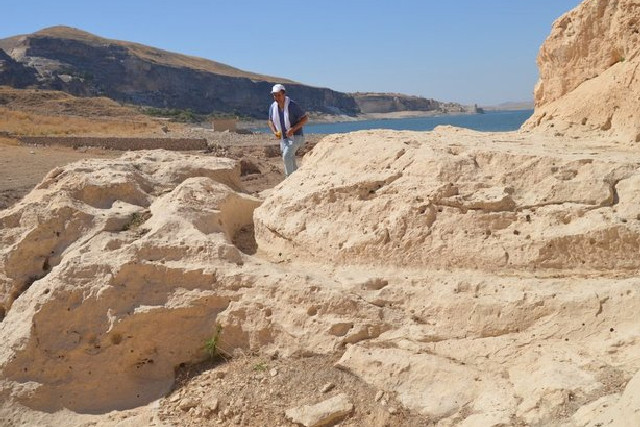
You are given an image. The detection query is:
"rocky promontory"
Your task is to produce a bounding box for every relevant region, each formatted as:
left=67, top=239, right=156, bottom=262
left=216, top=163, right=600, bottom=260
left=0, top=27, right=359, bottom=117
left=352, top=92, right=467, bottom=114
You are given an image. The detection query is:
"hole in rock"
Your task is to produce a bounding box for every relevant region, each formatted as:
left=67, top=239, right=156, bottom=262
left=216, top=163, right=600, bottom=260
left=239, top=158, right=261, bottom=176
left=232, top=225, right=257, bottom=255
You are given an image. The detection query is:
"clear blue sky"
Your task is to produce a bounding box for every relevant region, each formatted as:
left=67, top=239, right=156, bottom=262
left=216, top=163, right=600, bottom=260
left=2, top=0, right=582, bottom=106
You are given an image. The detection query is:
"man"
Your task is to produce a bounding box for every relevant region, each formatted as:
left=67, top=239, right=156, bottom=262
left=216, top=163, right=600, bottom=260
left=267, top=84, right=308, bottom=177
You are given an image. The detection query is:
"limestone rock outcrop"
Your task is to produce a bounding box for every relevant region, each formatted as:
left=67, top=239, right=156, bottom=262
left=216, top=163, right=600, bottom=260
left=253, top=128, right=640, bottom=426
left=523, top=0, right=640, bottom=142
left=0, top=151, right=260, bottom=412
left=1, top=131, right=640, bottom=425
left=255, top=127, right=640, bottom=274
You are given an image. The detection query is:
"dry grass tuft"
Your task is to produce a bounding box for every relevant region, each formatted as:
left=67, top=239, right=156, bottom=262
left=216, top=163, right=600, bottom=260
left=0, top=108, right=160, bottom=136
left=0, top=136, right=20, bottom=146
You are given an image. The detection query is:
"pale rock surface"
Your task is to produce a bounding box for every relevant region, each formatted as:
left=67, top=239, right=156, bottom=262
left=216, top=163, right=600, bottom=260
left=255, top=127, right=640, bottom=273
left=586, top=369, right=640, bottom=426
left=0, top=150, right=260, bottom=414
left=254, top=128, right=640, bottom=425
left=285, top=392, right=353, bottom=427
left=2, top=130, right=640, bottom=425
left=571, top=393, right=621, bottom=426
left=524, top=0, right=640, bottom=142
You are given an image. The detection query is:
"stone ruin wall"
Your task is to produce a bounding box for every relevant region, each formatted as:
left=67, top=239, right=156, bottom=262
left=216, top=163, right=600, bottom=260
left=18, top=136, right=208, bottom=151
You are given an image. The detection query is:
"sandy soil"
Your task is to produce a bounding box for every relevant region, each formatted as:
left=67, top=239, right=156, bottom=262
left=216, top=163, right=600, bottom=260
left=0, top=143, right=121, bottom=209
left=158, top=352, right=428, bottom=426
left=0, top=132, right=323, bottom=211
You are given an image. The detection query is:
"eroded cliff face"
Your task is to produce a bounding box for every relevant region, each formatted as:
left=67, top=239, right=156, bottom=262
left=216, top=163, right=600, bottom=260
left=524, top=0, right=640, bottom=142
left=0, top=27, right=467, bottom=120
left=0, top=49, right=36, bottom=88
left=352, top=93, right=463, bottom=114
left=0, top=27, right=359, bottom=117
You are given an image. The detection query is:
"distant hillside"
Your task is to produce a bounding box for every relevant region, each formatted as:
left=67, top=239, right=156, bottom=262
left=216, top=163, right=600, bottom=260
left=352, top=92, right=467, bottom=114
left=0, top=26, right=358, bottom=118
left=0, top=26, right=464, bottom=119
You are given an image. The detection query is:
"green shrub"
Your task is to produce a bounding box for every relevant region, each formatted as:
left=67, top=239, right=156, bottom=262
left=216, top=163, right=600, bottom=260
left=204, top=324, right=223, bottom=360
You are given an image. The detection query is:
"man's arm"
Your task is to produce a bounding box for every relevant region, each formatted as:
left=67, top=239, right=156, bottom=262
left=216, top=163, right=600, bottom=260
left=267, top=119, right=277, bottom=134
left=287, top=114, right=308, bottom=136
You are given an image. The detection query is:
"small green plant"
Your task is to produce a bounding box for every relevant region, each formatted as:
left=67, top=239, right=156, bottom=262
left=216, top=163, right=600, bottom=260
left=122, top=211, right=151, bottom=231
left=142, top=107, right=204, bottom=123
left=253, top=362, right=268, bottom=372
left=204, top=323, right=223, bottom=359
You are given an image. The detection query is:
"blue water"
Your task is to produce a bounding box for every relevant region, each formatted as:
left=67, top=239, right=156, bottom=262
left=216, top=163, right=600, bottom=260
left=256, top=109, right=533, bottom=134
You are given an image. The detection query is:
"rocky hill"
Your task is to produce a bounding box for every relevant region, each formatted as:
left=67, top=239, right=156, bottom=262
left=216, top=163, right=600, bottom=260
left=0, top=26, right=359, bottom=118
left=0, top=26, right=462, bottom=119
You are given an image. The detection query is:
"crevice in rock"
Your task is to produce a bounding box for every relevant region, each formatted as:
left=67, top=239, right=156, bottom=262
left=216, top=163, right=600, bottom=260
left=120, top=210, right=152, bottom=232
left=6, top=275, right=42, bottom=315
left=264, top=225, right=294, bottom=243
left=610, top=180, right=620, bottom=205
left=384, top=172, right=403, bottom=186
left=232, top=225, right=257, bottom=255
left=316, top=173, right=404, bottom=204
left=516, top=201, right=604, bottom=212
left=239, top=158, right=261, bottom=176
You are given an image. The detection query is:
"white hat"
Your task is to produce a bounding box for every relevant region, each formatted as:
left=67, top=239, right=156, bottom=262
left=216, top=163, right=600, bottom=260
left=270, top=84, right=286, bottom=94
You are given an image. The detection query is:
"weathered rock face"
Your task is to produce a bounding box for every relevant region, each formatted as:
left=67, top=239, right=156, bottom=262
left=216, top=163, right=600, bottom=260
left=253, top=128, right=640, bottom=425
left=0, top=49, right=37, bottom=88
left=2, top=131, right=640, bottom=425
left=0, top=27, right=359, bottom=117
left=0, top=149, right=396, bottom=415
left=255, top=127, right=640, bottom=274
left=352, top=93, right=459, bottom=114
left=0, top=151, right=258, bottom=412
left=523, top=0, right=640, bottom=142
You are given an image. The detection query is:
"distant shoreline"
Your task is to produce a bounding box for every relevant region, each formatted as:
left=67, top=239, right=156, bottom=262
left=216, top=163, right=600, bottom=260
left=237, top=109, right=471, bottom=129
left=238, top=107, right=534, bottom=130
left=308, top=109, right=474, bottom=124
